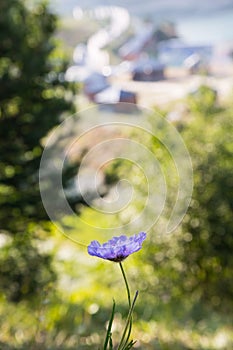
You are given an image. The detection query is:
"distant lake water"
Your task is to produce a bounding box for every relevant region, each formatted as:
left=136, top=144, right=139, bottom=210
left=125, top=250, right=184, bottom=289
left=176, top=9, right=233, bottom=43
left=51, top=0, right=233, bottom=43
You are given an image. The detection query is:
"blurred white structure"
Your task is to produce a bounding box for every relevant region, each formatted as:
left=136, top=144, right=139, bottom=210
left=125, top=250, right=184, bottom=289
left=158, top=39, right=212, bottom=66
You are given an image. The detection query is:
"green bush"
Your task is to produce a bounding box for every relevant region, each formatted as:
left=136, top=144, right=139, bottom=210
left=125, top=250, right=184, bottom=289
left=0, top=0, right=75, bottom=302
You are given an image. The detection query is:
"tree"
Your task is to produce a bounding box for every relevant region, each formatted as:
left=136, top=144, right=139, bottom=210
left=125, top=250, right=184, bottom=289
left=0, top=0, right=76, bottom=302
left=101, top=87, right=233, bottom=314
left=179, top=90, right=233, bottom=310
left=139, top=89, right=233, bottom=313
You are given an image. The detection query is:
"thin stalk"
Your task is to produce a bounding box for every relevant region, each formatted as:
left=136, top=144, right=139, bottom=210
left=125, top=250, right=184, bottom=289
left=119, top=262, right=133, bottom=348
left=119, top=262, right=131, bottom=307
left=103, top=299, right=116, bottom=350
left=117, top=291, right=139, bottom=350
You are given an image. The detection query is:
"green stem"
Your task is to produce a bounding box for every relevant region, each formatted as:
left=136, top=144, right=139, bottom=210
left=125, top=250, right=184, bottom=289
left=117, top=291, right=139, bottom=350
left=119, top=262, right=131, bottom=307
left=117, top=262, right=135, bottom=350
left=119, top=262, right=132, bottom=346
left=103, top=299, right=115, bottom=350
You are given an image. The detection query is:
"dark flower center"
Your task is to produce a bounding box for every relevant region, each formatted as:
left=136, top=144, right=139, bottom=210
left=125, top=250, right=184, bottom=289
left=108, top=254, right=128, bottom=262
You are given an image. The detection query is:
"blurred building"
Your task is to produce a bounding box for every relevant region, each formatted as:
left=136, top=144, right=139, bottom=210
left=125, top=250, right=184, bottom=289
left=184, top=53, right=209, bottom=74
left=119, top=24, right=155, bottom=61
left=83, top=72, right=109, bottom=100
left=73, top=43, right=88, bottom=65
left=65, top=65, right=92, bottom=82
left=158, top=39, right=212, bottom=66
left=132, top=59, right=165, bottom=81
left=94, top=86, right=137, bottom=113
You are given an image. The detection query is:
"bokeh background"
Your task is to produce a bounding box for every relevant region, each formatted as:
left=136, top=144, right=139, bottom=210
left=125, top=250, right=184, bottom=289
left=0, top=1, right=233, bottom=349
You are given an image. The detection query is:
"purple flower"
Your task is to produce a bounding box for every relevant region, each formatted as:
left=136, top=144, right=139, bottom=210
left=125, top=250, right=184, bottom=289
left=87, top=232, right=146, bottom=262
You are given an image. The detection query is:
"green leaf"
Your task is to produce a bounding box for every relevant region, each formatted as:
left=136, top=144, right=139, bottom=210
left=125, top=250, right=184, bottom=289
left=103, top=299, right=116, bottom=350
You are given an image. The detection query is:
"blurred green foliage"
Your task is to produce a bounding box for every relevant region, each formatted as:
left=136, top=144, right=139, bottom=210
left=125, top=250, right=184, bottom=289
left=187, top=85, right=219, bottom=115
left=71, top=86, right=233, bottom=349
left=0, top=1, right=233, bottom=348
left=104, top=86, right=233, bottom=313
left=0, top=0, right=76, bottom=302
left=180, top=87, right=233, bottom=310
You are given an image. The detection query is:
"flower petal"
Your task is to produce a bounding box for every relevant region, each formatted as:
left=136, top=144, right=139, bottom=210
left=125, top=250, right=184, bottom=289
left=87, top=232, right=146, bottom=262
